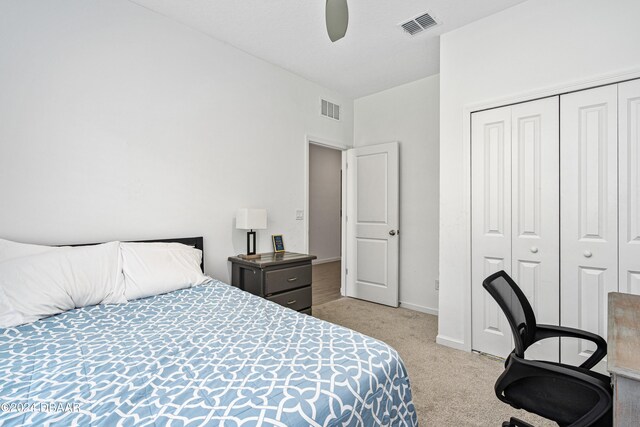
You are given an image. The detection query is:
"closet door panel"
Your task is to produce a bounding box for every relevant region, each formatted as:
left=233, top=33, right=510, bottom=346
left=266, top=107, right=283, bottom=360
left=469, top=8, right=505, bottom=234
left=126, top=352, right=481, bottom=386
left=511, top=97, right=560, bottom=362
left=619, top=79, right=640, bottom=296
left=471, top=106, right=513, bottom=358
left=560, top=85, right=618, bottom=373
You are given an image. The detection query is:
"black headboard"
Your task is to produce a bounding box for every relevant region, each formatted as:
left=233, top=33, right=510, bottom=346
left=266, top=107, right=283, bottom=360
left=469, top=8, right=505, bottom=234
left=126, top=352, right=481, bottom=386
left=69, top=237, right=205, bottom=272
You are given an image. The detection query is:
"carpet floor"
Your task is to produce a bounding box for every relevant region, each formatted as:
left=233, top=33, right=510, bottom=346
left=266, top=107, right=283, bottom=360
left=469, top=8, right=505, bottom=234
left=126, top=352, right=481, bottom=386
left=313, top=297, right=555, bottom=426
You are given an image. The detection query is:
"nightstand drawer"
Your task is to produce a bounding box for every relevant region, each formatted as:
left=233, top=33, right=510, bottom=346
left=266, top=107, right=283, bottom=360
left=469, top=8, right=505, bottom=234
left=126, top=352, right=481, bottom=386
left=267, top=287, right=311, bottom=311
left=264, top=265, right=311, bottom=295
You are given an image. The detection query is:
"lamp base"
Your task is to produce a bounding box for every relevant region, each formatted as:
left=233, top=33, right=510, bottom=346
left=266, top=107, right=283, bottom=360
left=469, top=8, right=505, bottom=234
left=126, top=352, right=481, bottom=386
left=239, top=253, right=261, bottom=260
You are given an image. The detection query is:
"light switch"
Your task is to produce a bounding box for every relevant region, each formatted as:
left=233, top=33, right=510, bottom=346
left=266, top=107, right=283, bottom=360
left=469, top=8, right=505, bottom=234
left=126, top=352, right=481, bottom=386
left=296, top=209, right=304, bottom=220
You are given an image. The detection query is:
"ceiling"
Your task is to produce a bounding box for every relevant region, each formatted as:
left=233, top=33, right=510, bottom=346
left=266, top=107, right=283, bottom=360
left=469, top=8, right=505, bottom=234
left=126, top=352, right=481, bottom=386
left=130, top=0, right=527, bottom=98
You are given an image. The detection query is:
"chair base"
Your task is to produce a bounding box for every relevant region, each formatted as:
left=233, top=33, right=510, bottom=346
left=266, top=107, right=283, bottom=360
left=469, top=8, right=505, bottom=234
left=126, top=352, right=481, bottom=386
left=502, top=417, right=534, bottom=427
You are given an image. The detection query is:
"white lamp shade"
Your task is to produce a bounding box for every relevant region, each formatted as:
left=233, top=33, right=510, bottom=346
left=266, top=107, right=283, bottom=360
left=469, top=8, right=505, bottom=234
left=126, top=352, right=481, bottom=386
left=236, top=208, right=267, bottom=230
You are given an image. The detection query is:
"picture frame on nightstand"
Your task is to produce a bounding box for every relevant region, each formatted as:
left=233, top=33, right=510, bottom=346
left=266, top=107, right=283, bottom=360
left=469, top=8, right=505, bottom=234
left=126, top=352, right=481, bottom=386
left=272, top=235, right=285, bottom=253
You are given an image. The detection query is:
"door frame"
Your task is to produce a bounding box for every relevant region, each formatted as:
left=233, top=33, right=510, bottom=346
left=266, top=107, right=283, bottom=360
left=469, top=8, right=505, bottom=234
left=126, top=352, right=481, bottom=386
left=304, top=134, right=349, bottom=296
left=438, top=67, right=640, bottom=353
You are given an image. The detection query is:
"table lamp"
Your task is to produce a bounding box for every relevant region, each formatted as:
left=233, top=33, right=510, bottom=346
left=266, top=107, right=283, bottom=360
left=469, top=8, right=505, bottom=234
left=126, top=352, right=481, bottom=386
left=236, top=208, right=267, bottom=259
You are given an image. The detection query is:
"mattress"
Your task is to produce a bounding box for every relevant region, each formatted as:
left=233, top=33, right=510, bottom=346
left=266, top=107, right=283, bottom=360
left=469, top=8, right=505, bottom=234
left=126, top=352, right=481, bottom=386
left=0, top=280, right=417, bottom=426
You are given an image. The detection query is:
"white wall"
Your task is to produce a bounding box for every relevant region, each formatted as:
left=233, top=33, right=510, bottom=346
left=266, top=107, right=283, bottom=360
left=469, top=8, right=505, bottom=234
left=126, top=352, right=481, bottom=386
left=354, top=75, right=440, bottom=315
left=308, top=144, right=342, bottom=263
left=438, top=0, right=640, bottom=349
left=0, top=0, right=353, bottom=281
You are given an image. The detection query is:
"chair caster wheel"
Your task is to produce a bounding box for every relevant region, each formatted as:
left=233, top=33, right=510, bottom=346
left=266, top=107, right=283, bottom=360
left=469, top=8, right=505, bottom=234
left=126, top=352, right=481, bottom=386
left=502, top=417, right=534, bottom=427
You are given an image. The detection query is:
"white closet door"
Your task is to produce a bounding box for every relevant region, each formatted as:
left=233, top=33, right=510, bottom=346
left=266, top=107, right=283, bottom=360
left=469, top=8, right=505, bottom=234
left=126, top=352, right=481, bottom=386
left=511, top=97, right=560, bottom=362
left=619, top=79, right=640, bottom=296
left=471, top=106, right=513, bottom=358
left=560, top=85, right=618, bottom=373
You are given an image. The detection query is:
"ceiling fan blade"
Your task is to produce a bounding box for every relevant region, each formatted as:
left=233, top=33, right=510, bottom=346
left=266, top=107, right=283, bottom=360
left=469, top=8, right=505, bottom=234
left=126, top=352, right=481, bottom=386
left=326, top=0, right=348, bottom=42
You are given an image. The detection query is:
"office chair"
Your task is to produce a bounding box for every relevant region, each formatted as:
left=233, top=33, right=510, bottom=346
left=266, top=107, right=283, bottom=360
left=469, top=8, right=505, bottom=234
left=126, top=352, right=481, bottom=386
left=483, top=270, right=613, bottom=427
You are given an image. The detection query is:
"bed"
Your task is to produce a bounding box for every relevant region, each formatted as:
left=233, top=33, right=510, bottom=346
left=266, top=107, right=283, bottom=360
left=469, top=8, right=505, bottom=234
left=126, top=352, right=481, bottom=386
left=0, top=238, right=416, bottom=426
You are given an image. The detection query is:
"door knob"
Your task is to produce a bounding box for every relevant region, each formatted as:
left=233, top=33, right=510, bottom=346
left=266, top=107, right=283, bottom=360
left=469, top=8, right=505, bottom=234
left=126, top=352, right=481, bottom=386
left=530, top=246, right=538, bottom=254
left=583, top=250, right=592, bottom=258
left=389, top=230, right=396, bottom=236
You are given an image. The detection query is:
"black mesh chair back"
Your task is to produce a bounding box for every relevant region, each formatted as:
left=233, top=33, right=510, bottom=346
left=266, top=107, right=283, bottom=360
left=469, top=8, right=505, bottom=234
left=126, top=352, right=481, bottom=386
left=482, top=270, right=537, bottom=357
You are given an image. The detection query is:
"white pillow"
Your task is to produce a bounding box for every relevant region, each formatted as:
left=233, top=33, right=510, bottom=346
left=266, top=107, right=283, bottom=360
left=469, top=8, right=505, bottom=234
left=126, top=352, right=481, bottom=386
left=0, top=238, right=62, bottom=263
left=0, top=242, right=127, bottom=328
left=121, top=242, right=208, bottom=301
left=0, top=287, right=23, bottom=327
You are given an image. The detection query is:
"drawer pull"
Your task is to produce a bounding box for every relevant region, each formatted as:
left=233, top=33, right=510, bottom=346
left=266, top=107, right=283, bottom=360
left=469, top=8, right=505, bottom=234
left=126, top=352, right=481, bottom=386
left=287, top=277, right=298, bottom=282
left=287, top=300, right=297, bottom=305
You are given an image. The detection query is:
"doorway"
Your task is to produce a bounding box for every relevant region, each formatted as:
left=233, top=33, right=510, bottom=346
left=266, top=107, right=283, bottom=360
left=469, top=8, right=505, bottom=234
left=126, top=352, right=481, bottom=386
left=307, top=141, right=344, bottom=306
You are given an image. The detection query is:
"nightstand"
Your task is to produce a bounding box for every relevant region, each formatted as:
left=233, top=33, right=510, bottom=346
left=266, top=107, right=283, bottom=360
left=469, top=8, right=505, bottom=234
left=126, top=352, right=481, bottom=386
left=228, top=252, right=317, bottom=314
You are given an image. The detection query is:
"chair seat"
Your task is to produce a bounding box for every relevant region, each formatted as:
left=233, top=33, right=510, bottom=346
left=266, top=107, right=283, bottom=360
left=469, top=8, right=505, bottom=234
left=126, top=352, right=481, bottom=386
left=503, top=359, right=612, bottom=426
left=535, top=360, right=612, bottom=387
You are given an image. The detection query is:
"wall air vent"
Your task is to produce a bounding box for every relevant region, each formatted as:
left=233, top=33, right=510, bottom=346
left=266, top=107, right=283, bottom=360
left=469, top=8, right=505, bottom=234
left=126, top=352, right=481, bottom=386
left=401, top=12, right=438, bottom=36
left=321, top=99, right=340, bottom=121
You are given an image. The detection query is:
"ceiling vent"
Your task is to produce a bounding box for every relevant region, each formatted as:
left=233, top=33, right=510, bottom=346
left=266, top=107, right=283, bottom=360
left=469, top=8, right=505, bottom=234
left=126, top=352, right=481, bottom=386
left=401, top=12, right=438, bottom=36
left=321, top=99, right=340, bottom=121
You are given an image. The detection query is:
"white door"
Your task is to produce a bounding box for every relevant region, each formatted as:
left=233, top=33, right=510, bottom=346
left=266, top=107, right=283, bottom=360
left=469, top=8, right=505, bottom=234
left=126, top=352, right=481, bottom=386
left=472, top=98, right=561, bottom=360
left=560, top=85, right=618, bottom=373
left=471, top=106, right=513, bottom=358
left=619, top=79, right=640, bottom=296
left=345, top=142, right=399, bottom=307
left=511, top=97, right=560, bottom=362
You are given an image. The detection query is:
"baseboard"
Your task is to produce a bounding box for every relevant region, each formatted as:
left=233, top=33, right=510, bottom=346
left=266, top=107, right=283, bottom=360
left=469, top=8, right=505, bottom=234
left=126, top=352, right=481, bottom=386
left=399, top=301, right=438, bottom=316
left=312, top=257, right=341, bottom=265
left=436, top=334, right=468, bottom=351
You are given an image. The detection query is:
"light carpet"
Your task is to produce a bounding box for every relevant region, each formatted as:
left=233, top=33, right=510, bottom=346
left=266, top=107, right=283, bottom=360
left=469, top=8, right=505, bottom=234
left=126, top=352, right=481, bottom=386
left=313, top=297, right=555, bottom=426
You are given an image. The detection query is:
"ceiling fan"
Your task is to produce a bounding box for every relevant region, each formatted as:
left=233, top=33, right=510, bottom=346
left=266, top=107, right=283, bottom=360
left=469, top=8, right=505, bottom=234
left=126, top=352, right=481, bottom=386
left=326, top=0, right=349, bottom=42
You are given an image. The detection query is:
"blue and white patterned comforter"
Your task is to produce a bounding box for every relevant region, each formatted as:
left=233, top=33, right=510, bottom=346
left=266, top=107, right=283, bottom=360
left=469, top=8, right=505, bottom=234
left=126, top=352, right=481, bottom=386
left=0, top=280, right=417, bottom=426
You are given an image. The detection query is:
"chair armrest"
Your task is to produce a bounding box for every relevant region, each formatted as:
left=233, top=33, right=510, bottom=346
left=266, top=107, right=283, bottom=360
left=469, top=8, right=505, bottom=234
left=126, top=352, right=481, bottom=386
left=534, top=324, right=607, bottom=370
